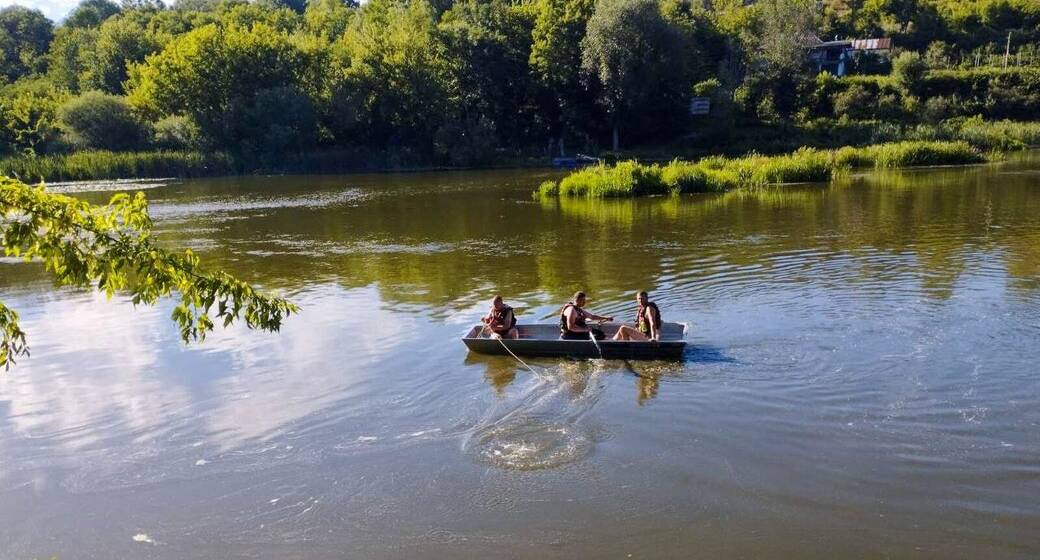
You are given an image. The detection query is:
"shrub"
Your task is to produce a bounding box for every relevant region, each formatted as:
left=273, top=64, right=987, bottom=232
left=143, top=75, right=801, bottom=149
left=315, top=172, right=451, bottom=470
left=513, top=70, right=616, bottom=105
left=152, top=115, right=202, bottom=150
left=923, top=95, right=961, bottom=123
left=58, top=91, right=149, bottom=151
left=832, top=84, right=874, bottom=120
left=892, top=52, right=928, bottom=95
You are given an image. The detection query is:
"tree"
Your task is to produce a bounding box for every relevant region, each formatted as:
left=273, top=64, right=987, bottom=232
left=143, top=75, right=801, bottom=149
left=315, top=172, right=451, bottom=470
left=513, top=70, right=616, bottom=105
left=81, top=15, right=160, bottom=94
left=0, top=6, right=54, bottom=82
left=58, top=91, right=150, bottom=150
left=735, top=0, right=818, bottom=122
left=65, top=0, right=122, bottom=28
left=0, top=86, right=64, bottom=155
left=438, top=0, right=537, bottom=149
left=303, top=0, right=357, bottom=40
left=0, top=177, right=297, bottom=370
left=755, top=0, right=818, bottom=75
left=892, top=50, right=927, bottom=95
left=529, top=0, right=595, bottom=153
left=128, top=22, right=309, bottom=148
left=581, top=0, right=687, bottom=150
left=46, top=27, right=99, bottom=92
left=332, top=0, right=452, bottom=150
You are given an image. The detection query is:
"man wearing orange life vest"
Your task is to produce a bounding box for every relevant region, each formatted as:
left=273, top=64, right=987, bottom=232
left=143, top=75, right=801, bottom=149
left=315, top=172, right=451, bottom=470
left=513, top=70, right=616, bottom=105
left=482, top=295, right=519, bottom=339
left=613, top=291, right=662, bottom=342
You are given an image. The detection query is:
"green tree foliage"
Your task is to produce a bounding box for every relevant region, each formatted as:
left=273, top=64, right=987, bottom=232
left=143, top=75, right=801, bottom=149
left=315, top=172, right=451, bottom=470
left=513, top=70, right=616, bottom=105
left=152, top=114, right=202, bottom=149
left=333, top=0, right=451, bottom=150
left=66, top=0, right=122, bottom=28
left=81, top=15, right=160, bottom=94
left=0, top=6, right=54, bottom=83
left=893, top=50, right=929, bottom=94
left=128, top=22, right=312, bottom=151
left=581, top=0, right=688, bottom=150
left=303, top=0, right=357, bottom=40
left=0, top=176, right=297, bottom=369
left=1, top=0, right=1039, bottom=164
left=0, top=82, right=65, bottom=155
left=529, top=0, right=596, bottom=148
left=438, top=0, right=536, bottom=149
left=46, top=27, right=98, bottom=92
left=58, top=91, right=150, bottom=150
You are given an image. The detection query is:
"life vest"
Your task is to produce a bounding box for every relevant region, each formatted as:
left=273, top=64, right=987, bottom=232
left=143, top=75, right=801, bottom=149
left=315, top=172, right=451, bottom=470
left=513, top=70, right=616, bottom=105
left=637, top=302, right=661, bottom=335
left=560, top=303, right=587, bottom=334
left=489, top=305, right=517, bottom=331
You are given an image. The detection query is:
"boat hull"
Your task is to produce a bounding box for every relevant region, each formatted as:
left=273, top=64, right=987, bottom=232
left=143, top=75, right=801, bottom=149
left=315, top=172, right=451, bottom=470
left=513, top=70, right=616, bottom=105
left=462, top=323, right=686, bottom=361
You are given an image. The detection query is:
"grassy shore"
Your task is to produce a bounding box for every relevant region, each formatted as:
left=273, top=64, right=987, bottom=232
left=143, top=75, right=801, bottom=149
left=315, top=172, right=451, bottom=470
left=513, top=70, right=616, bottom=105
left=537, top=141, right=985, bottom=198
left=0, top=150, right=235, bottom=182
left=0, top=119, right=1034, bottom=184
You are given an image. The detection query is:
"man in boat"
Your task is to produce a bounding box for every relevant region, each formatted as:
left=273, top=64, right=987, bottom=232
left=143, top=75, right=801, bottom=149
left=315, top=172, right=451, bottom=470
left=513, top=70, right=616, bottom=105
left=482, top=295, right=519, bottom=339
left=560, top=291, right=613, bottom=340
left=613, top=291, right=662, bottom=342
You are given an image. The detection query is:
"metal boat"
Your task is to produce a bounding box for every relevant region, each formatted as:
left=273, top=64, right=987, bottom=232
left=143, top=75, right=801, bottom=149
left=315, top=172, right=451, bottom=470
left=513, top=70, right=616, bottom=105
left=462, top=322, right=687, bottom=360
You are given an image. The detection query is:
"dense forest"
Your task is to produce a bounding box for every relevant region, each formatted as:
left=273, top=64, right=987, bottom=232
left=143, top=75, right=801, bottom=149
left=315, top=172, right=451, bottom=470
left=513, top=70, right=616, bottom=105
left=0, top=0, right=1038, bottom=169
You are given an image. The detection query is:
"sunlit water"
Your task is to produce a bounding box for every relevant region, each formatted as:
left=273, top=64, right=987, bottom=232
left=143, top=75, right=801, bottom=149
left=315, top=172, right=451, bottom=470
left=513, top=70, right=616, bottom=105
left=2, top=155, right=1040, bottom=558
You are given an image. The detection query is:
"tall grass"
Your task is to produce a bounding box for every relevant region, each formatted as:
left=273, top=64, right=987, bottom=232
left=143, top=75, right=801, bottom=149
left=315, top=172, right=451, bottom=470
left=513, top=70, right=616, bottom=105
left=0, top=150, right=235, bottom=182
left=946, top=118, right=1040, bottom=151
left=538, top=141, right=984, bottom=198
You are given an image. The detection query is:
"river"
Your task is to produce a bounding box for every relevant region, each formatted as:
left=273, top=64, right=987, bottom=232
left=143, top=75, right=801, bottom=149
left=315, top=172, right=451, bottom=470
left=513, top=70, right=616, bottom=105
left=1, top=154, right=1039, bottom=558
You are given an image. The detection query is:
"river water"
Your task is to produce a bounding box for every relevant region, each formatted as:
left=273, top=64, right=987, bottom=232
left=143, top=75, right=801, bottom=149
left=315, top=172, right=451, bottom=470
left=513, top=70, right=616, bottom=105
left=1, top=154, right=1039, bottom=558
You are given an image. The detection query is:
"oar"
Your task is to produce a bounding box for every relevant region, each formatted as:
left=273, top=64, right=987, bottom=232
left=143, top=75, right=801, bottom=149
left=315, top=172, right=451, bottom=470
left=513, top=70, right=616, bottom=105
left=587, top=319, right=606, bottom=359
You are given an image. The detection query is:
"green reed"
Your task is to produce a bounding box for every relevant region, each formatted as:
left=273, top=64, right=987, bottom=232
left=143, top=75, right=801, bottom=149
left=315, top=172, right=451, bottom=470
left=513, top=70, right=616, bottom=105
left=0, top=150, right=235, bottom=182
left=538, top=141, right=985, bottom=198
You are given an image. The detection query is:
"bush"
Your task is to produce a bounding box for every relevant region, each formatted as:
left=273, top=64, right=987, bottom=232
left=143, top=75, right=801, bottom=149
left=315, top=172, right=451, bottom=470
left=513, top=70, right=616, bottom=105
left=923, top=95, right=961, bottom=123
left=892, top=52, right=928, bottom=95
left=58, top=91, right=150, bottom=151
left=948, top=117, right=1040, bottom=151
left=832, top=84, right=874, bottom=120
left=152, top=115, right=202, bottom=150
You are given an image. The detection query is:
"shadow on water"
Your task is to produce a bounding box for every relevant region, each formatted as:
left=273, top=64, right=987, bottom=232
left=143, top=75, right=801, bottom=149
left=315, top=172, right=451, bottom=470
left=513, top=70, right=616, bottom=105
left=682, top=344, right=738, bottom=364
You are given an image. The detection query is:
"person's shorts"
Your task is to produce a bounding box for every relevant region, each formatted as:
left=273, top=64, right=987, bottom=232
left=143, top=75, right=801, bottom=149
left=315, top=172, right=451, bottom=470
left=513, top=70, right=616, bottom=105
left=561, top=328, right=605, bottom=340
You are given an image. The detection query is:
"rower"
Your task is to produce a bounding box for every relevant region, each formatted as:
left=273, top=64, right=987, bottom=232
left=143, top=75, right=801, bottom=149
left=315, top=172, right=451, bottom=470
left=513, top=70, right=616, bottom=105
left=482, top=295, right=519, bottom=339
left=560, top=291, right=613, bottom=340
left=613, top=291, right=662, bottom=342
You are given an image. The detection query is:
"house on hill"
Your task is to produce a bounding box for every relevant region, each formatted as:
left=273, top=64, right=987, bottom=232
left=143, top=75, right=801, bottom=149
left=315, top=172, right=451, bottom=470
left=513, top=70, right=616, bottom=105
left=808, top=37, right=892, bottom=76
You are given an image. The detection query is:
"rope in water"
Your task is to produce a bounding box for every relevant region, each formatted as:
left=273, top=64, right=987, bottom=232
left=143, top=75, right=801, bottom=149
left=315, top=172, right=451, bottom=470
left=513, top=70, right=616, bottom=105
left=481, top=325, right=539, bottom=375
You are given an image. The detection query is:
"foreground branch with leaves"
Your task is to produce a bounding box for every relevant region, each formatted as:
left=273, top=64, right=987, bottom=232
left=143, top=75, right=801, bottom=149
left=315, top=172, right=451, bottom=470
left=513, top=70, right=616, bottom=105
left=0, top=176, right=298, bottom=369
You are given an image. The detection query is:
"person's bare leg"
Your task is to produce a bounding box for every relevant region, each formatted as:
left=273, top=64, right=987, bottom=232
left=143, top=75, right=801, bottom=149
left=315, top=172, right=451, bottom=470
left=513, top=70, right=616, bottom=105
left=617, top=326, right=648, bottom=341
left=614, top=325, right=647, bottom=341
left=508, top=327, right=519, bottom=339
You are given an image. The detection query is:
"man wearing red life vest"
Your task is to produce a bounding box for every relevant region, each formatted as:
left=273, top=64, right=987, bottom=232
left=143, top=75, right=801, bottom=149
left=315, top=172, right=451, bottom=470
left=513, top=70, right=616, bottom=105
left=482, top=295, right=519, bottom=339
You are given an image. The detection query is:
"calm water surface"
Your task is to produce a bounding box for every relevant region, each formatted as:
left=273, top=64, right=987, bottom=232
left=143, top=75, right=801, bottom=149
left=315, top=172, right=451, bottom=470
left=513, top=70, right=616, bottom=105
left=2, top=155, right=1040, bottom=558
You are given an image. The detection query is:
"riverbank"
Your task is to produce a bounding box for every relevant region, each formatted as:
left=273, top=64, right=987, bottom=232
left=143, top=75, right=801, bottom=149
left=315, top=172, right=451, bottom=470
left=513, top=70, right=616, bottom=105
left=537, top=141, right=985, bottom=198
left=1, top=118, right=1037, bottom=183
